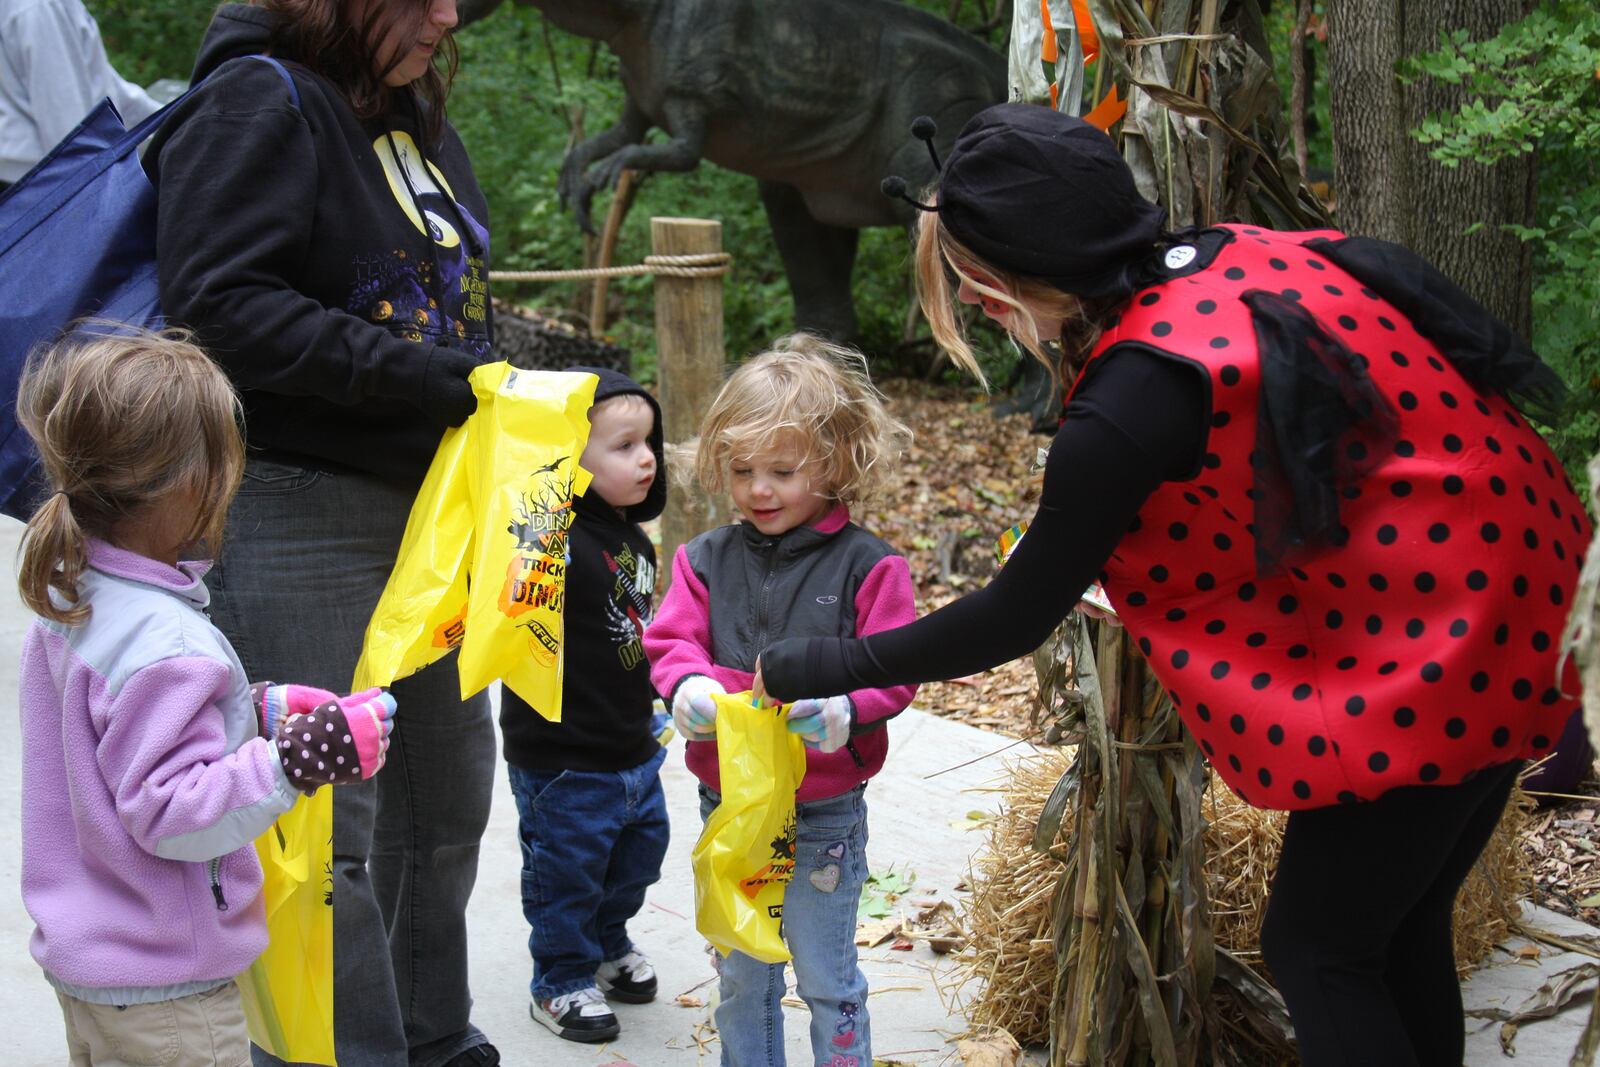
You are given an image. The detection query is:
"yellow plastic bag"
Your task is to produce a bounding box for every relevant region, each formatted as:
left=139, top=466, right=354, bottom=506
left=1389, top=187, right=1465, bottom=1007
left=238, top=790, right=335, bottom=1065
left=691, top=693, right=808, bottom=964
left=457, top=363, right=595, bottom=716
left=353, top=363, right=596, bottom=720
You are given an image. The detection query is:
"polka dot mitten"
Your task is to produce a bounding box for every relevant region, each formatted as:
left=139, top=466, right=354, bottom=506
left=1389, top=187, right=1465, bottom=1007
left=276, top=687, right=397, bottom=794
left=783, top=695, right=853, bottom=753
left=251, top=682, right=340, bottom=740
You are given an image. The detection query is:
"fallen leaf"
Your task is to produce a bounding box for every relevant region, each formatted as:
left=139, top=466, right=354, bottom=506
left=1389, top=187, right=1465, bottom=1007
left=955, top=1031, right=1023, bottom=1067
left=674, top=994, right=705, bottom=1008
left=855, top=918, right=904, bottom=947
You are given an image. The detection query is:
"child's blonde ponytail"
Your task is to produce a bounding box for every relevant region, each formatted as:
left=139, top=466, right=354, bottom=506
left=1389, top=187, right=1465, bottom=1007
left=19, top=492, right=90, bottom=625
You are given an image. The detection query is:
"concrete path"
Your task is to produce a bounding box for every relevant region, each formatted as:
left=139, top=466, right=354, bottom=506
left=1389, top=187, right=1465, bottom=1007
left=0, top=514, right=1594, bottom=1065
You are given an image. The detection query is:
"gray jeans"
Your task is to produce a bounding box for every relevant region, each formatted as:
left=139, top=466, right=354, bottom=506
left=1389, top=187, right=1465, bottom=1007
left=210, top=459, right=495, bottom=1067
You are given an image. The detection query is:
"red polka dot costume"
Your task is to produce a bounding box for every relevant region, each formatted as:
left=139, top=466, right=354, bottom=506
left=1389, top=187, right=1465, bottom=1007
left=1078, top=224, right=1590, bottom=809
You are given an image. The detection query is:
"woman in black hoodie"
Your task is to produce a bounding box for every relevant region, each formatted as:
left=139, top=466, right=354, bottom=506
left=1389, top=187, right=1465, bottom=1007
left=148, top=2, right=499, bottom=1065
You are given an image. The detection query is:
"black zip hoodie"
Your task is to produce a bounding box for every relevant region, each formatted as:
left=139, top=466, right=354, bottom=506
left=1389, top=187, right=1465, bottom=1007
left=500, top=368, right=669, bottom=773
left=144, top=4, right=493, bottom=486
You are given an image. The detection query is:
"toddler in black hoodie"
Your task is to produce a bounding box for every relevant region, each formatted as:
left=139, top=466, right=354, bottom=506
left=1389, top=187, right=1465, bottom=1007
left=500, top=368, right=669, bottom=1044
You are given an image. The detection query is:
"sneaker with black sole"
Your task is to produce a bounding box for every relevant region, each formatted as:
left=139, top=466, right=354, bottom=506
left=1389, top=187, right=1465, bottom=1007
left=596, top=949, right=658, bottom=1004
left=531, top=986, right=619, bottom=1043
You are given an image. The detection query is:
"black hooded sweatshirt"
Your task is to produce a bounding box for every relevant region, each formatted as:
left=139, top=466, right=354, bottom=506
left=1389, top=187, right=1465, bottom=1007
left=500, top=368, right=668, bottom=773
left=144, top=4, right=493, bottom=486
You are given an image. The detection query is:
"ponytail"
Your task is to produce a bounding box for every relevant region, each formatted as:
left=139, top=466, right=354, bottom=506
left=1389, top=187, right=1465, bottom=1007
left=18, top=492, right=90, bottom=625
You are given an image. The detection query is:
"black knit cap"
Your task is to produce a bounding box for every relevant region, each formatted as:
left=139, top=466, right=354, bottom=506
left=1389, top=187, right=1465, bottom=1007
left=939, top=103, right=1167, bottom=298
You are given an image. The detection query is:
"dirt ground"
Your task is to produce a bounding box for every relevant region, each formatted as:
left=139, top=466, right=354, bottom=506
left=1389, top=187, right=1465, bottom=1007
left=867, top=378, right=1600, bottom=928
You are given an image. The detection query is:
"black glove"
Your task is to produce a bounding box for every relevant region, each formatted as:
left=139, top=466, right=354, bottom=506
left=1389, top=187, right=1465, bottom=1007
left=418, top=346, right=483, bottom=427
left=761, top=636, right=855, bottom=703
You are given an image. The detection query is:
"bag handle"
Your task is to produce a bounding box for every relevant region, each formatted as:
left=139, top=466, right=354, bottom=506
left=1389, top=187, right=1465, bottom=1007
left=0, top=55, right=301, bottom=255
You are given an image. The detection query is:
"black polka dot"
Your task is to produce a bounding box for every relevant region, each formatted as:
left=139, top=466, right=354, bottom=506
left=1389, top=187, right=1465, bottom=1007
left=1524, top=528, right=1540, bottom=550
left=1551, top=584, right=1566, bottom=606
left=1220, top=365, right=1241, bottom=386
left=1327, top=572, right=1348, bottom=589
left=1415, top=572, right=1436, bottom=593
left=1532, top=734, right=1551, bottom=750
left=1214, top=533, right=1233, bottom=551
left=1378, top=661, right=1399, bottom=675
left=1246, top=631, right=1267, bottom=647
left=1393, top=706, right=1416, bottom=728
left=1197, top=299, right=1217, bottom=314
left=1338, top=791, right=1358, bottom=804
left=1513, top=576, right=1528, bottom=597
left=1267, top=724, right=1285, bottom=745
left=1405, top=619, right=1424, bottom=638
left=1225, top=267, right=1246, bottom=281
left=1201, top=739, right=1215, bottom=756
left=1391, top=351, right=1410, bottom=368
left=1470, top=671, right=1490, bottom=693
left=1229, top=754, right=1243, bottom=773
left=1323, top=284, right=1343, bottom=296
left=1212, top=661, right=1231, bottom=680
left=1138, top=637, right=1152, bottom=656
left=1365, top=615, right=1383, bottom=635
left=1196, top=703, right=1212, bottom=722
left=1445, top=717, right=1466, bottom=739
left=1395, top=440, right=1416, bottom=458
left=1152, top=321, right=1173, bottom=337
left=1443, top=434, right=1463, bottom=453
left=1139, top=292, right=1161, bottom=306
left=1421, top=662, right=1443, bottom=683
left=1230, top=713, right=1246, bottom=734
left=1532, top=630, right=1551, bottom=652
left=1369, top=752, right=1390, bottom=773
left=1258, top=768, right=1274, bottom=788
left=1419, top=763, right=1440, bottom=783
left=1308, top=735, right=1327, bottom=756
left=1238, top=582, right=1256, bottom=602
left=1494, top=623, right=1510, bottom=645
left=1398, top=391, right=1419, bottom=411
left=1282, top=288, right=1302, bottom=301
left=1278, top=595, right=1298, bottom=614
left=1369, top=574, right=1389, bottom=592
left=1376, top=525, right=1398, bottom=545
left=1171, top=650, right=1190, bottom=668
left=1480, top=523, right=1501, bottom=543
left=1428, top=523, right=1450, bottom=543
left=1148, top=565, right=1169, bottom=582
left=1391, top=481, right=1413, bottom=498
left=1210, top=337, right=1230, bottom=349
left=1492, top=726, right=1511, bottom=747
left=1338, top=315, right=1358, bottom=331
left=1512, top=678, right=1533, bottom=700
left=1325, top=609, right=1344, bottom=629
left=1126, top=591, right=1148, bottom=607
left=1251, top=672, right=1271, bottom=691
left=1288, top=644, right=1309, bottom=659
left=1440, top=391, right=1458, bottom=408
left=1336, top=656, right=1358, bottom=670
left=1211, top=410, right=1231, bottom=428
left=1346, top=696, right=1366, bottom=716
left=1196, top=572, right=1216, bottom=591
left=1449, top=618, right=1468, bottom=637
left=1378, top=315, right=1396, bottom=331
left=1168, top=522, right=1188, bottom=541
left=1166, top=607, right=1187, bottom=622
left=1204, top=620, right=1226, bottom=637
left=1466, top=570, right=1488, bottom=591
left=1292, top=683, right=1313, bottom=700
left=1443, top=475, right=1464, bottom=495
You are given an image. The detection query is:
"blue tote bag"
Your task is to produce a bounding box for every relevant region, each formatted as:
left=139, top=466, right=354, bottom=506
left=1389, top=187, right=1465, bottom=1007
left=0, top=56, right=296, bottom=520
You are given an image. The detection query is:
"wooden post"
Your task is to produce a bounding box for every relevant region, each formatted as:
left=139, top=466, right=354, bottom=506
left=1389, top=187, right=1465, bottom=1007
left=652, top=217, right=725, bottom=586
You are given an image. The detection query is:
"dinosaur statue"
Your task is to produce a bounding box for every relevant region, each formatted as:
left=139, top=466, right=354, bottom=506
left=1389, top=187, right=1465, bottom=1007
left=457, top=0, right=1006, bottom=344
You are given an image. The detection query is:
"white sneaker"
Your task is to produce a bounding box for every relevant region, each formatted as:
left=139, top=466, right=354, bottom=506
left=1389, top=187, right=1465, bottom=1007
left=596, top=949, right=658, bottom=1003
left=530, top=985, right=619, bottom=1043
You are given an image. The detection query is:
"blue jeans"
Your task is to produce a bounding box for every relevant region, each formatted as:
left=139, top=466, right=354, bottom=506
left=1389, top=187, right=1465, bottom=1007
left=509, top=747, right=671, bottom=999
left=209, top=459, right=496, bottom=1067
left=699, top=784, right=872, bottom=1067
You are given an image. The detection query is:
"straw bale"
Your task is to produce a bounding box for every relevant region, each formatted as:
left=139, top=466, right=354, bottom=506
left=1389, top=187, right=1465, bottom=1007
left=959, top=752, right=1535, bottom=1045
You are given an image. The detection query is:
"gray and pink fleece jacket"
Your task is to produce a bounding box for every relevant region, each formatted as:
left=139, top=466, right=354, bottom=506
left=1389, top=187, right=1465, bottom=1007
left=644, top=504, right=918, bottom=802
left=19, top=540, right=298, bottom=1004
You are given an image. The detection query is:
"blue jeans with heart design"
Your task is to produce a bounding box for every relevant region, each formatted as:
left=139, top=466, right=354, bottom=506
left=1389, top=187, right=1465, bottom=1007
left=699, top=783, right=871, bottom=1067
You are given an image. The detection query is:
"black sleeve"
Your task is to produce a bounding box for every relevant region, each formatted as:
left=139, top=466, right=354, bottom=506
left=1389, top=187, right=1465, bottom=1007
left=761, top=347, right=1208, bottom=701
left=150, top=64, right=438, bottom=405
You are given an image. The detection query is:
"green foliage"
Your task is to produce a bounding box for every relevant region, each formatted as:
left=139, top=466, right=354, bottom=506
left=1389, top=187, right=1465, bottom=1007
left=91, top=0, right=202, bottom=85
left=1264, top=1, right=1335, bottom=179
left=1403, top=0, right=1600, bottom=483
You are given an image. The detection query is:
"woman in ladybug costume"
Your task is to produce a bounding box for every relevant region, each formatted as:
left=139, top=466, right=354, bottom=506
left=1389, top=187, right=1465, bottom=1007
left=757, top=103, right=1589, bottom=1066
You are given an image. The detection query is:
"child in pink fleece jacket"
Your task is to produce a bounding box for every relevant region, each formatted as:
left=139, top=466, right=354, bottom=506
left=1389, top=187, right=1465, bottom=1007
left=14, top=330, right=394, bottom=1066
left=643, top=335, right=917, bottom=1067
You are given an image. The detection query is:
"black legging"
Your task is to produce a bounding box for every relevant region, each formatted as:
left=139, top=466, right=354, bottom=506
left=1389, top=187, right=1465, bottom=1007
left=1260, top=760, right=1521, bottom=1067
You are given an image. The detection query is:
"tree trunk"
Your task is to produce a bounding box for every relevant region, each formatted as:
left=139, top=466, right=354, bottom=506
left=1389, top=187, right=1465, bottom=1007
left=1326, top=0, right=1536, bottom=336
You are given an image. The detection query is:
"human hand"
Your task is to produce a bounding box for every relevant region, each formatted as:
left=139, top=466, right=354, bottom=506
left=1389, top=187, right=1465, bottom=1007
left=419, top=347, right=482, bottom=427
left=672, top=675, right=724, bottom=741
left=784, top=696, right=852, bottom=753
left=276, top=688, right=397, bottom=794
left=252, top=682, right=339, bottom=740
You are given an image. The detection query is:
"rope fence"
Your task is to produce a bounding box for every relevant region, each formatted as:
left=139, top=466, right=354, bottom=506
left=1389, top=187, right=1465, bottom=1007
left=489, top=252, right=731, bottom=283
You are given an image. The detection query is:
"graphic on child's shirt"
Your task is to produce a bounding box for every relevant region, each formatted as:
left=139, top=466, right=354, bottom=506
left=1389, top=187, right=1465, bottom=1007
left=351, top=130, right=491, bottom=355
left=502, top=456, right=578, bottom=668
left=603, top=545, right=656, bottom=670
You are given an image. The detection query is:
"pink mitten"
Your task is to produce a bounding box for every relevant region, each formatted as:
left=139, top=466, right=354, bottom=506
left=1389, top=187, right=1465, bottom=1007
left=252, top=682, right=340, bottom=740
left=276, top=688, right=397, bottom=794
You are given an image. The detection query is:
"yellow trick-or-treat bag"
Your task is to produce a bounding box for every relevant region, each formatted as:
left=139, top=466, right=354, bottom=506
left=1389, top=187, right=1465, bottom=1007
left=691, top=693, right=808, bottom=964
left=238, top=790, right=335, bottom=1065
left=353, top=363, right=596, bottom=721
left=457, top=363, right=595, bottom=718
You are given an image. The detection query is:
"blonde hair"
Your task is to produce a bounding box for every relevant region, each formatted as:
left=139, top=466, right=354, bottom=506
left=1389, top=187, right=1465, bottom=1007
left=695, top=334, right=911, bottom=506
left=16, top=327, right=245, bottom=625
left=913, top=194, right=1112, bottom=388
